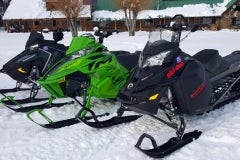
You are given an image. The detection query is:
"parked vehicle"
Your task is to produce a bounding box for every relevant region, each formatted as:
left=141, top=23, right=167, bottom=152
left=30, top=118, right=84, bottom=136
left=119, top=15, right=240, bottom=158
left=25, top=32, right=141, bottom=128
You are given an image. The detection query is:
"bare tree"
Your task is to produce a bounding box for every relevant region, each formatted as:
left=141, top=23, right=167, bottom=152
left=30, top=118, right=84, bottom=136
left=55, top=0, right=88, bottom=37
left=118, top=0, right=153, bottom=36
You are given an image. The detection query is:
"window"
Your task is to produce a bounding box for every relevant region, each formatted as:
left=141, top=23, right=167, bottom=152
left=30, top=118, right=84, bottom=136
left=194, top=18, right=201, bottom=24
left=203, top=17, right=212, bottom=25
left=234, top=6, right=240, bottom=11
left=212, top=17, right=216, bottom=24
left=232, top=17, right=240, bottom=25
left=236, top=17, right=240, bottom=25
left=35, top=20, right=40, bottom=25
left=52, top=20, right=57, bottom=27
left=144, top=19, right=154, bottom=26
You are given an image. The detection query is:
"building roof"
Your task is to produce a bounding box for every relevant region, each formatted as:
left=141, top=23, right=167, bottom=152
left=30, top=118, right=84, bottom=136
left=3, top=0, right=91, bottom=20
left=93, top=0, right=238, bottom=21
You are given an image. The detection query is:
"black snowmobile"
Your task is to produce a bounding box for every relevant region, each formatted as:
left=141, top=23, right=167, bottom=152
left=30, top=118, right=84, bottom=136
left=0, top=30, right=69, bottom=111
left=119, top=15, right=240, bottom=158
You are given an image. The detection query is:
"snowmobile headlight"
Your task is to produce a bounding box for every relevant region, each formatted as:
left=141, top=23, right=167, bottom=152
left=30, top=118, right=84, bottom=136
left=29, top=44, right=39, bottom=51
left=142, top=50, right=171, bottom=68
left=70, top=48, right=92, bottom=60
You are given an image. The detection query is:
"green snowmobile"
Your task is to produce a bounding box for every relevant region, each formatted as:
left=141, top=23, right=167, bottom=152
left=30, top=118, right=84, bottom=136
left=27, top=33, right=141, bottom=128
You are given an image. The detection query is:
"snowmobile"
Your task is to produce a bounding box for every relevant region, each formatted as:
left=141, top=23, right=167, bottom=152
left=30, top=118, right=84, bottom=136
left=118, top=14, right=240, bottom=158
left=0, top=30, right=72, bottom=112
left=25, top=33, right=141, bottom=128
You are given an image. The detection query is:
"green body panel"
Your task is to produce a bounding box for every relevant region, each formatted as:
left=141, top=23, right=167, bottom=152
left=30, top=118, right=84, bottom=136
left=38, top=36, right=130, bottom=99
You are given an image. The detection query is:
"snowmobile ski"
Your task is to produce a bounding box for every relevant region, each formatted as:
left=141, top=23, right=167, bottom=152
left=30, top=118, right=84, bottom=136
left=0, top=90, right=48, bottom=105
left=79, top=115, right=142, bottom=128
left=26, top=108, right=111, bottom=129
left=0, top=81, right=31, bottom=94
left=26, top=104, right=141, bottom=129
left=135, top=130, right=202, bottom=158
left=77, top=106, right=142, bottom=128
left=5, top=100, right=74, bottom=113
left=0, top=87, right=31, bottom=94
left=27, top=109, right=81, bottom=129
left=0, top=90, right=74, bottom=112
left=0, top=96, right=49, bottom=106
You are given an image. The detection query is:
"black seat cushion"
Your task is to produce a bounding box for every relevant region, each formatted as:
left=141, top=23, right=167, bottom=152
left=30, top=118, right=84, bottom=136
left=193, top=49, right=229, bottom=77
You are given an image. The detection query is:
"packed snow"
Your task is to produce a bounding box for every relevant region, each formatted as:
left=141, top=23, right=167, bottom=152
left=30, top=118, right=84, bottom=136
left=0, top=29, right=240, bottom=160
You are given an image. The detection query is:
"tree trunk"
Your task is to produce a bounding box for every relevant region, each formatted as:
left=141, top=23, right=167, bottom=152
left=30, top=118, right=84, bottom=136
left=68, top=17, right=78, bottom=37
left=124, top=9, right=136, bottom=36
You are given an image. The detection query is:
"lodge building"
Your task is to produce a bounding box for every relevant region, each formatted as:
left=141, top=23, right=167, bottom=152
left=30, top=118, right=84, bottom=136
left=2, top=0, right=240, bottom=33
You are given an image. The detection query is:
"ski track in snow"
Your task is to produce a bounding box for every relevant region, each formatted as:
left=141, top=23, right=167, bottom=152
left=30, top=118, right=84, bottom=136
left=0, top=30, right=240, bottom=160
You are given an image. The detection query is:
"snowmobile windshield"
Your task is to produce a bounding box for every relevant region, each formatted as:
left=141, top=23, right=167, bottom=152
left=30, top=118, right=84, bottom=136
left=139, top=29, right=179, bottom=68
left=148, top=29, right=180, bottom=44
left=43, top=47, right=94, bottom=77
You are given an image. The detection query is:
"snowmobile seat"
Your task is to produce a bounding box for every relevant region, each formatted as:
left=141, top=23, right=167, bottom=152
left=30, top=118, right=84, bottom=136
left=223, top=50, right=240, bottom=69
left=25, top=31, right=44, bottom=49
left=42, top=40, right=68, bottom=51
left=116, top=52, right=140, bottom=71
left=193, top=49, right=229, bottom=77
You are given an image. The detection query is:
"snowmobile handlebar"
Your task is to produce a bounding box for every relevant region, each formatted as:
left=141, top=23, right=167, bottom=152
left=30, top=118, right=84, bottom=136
left=155, top=14, right=205, bottom=33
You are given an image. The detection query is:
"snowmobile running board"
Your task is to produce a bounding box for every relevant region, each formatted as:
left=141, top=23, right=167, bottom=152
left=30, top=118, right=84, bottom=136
left=135, top=130, right=202, bottom=158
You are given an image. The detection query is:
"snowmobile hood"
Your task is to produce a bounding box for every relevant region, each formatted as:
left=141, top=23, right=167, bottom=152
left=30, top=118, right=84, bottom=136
left=39, top=35, right=107, bottom=82
left=66, top=36, right=106, bottom=55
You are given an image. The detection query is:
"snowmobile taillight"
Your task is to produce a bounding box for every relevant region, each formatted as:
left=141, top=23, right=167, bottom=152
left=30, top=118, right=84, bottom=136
left=17, top=67, right=27, bottom=74
left=149, top=93, right=159, bottom=101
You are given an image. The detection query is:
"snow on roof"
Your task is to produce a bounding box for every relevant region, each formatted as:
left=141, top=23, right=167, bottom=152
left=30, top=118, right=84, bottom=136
left=92, top=0, right=233, bottom=21
left=3, top=0, right=91, bottom=20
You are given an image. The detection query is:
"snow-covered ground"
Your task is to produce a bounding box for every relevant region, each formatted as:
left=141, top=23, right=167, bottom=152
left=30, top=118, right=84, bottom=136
left=0, top=30, right=240, bottom=160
